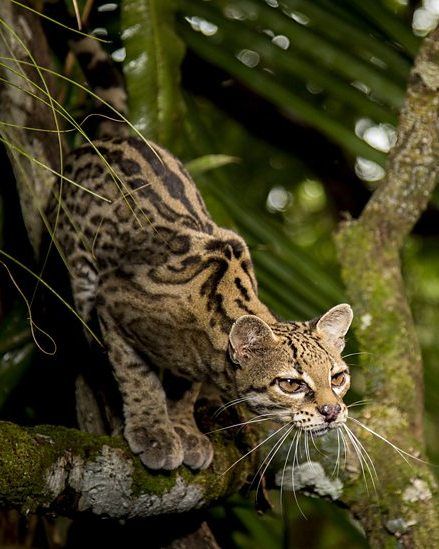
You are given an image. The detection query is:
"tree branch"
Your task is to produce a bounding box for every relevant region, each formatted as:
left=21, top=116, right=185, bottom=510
left=334, top=27, right=439, bottom=547
left=0, top=419, right=254, bottom=518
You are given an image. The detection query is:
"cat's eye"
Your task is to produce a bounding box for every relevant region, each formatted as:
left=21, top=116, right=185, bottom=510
left=277, top=378, right=307, bottom=394
left=331, top=372, right=347, bottom=387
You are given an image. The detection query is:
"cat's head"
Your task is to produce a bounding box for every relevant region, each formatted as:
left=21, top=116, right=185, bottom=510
left=228, top=304, right=353, bottom=436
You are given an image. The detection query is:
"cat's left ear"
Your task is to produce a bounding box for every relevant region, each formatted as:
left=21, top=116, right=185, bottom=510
left=315, top=304, right=353, bottom=351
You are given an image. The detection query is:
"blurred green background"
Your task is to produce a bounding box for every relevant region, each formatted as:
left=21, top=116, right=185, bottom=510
left=1, top=0, right=439, bottom=547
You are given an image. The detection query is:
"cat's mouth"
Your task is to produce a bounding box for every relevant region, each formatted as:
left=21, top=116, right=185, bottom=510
left=307, top=425, right=329, bottom=437
left=299, top=421, right=345, bottom=437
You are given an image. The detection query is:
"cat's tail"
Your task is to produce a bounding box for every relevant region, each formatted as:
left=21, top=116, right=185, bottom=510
left=42, top=0, right=129, bottom=138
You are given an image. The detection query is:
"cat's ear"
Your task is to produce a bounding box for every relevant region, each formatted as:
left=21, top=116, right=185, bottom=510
left=228, top=315, right=277, bottom=365
left=315, top=304, right=353, bottom=351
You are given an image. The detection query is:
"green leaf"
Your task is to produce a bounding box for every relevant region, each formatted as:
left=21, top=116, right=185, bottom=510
left=180, top=0, right=406, bottom=109
left=178, top=24, right=387, bottom=165
left=342, top=0, right=420, bottom=57
left=185, top=154, right=240, bottom=176
left=279, top=0, right=411, bottom=80
left=122, top=0, right=186, bottom=151
left=180, top=0, right=398, bottom=123
left=232, top=507, right=284, bottom=549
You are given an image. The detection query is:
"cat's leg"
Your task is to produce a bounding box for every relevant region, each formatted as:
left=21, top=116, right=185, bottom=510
left=166, top=378, right=214, bottom=470
left=97, top=312, right=184, bottom=470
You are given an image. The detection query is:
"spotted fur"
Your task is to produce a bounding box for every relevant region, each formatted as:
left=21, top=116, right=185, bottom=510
left=45, top=6, right=354, bottom=470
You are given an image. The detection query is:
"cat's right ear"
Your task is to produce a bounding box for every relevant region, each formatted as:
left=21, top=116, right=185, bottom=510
left=228, top=315, right=277, bottom=365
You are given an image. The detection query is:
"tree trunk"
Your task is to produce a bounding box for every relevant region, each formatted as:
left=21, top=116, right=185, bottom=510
left=334, top=26, right=439, bottom=547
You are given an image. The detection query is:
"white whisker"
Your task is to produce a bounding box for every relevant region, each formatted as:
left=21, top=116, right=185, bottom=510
left=345, top=425, right=378, bottom=482
left=310, top=431, right=325, bottom=456
left=291, top=431, right=306, bottom=519
left=254, top=424, right=295, bottom=501
left=221, top=422, right=291, bottom=476
left=304, top=432, right=318, bottom=475
left=348, top=417, right=428, bottom=466
left=344, top=425, right=377, bottom=495
left=213, top=396, right=252, bottom=418
left=304, top=432, right=310, bottom=465
left=347, top=399, right=372, bottom=409
left=342, top=351, right=375, bottom=359
left=332, top=430, right=341, bottom=478
left=207, top=412, right=289, bottom=435
left=280, top=431, right=298, bottom=515
left=339, top=428, right=349, bottom=472
left=343, top=425, right=370, bottom=495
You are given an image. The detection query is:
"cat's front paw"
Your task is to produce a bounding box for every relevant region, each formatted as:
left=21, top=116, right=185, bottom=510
left=125, top=424, right=184, bottom=470
left=175, top=424, right=214, bottom=470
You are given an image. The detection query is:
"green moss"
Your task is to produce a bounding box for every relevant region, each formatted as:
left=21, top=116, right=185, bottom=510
left=0, top=422, right=50, bottom=510
left=130, top=458, right=178, bottom=497
left=335, top=221, right=422, bottom=420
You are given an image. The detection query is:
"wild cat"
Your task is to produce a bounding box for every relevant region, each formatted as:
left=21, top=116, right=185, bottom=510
left=43, top=0, right=353, bottom=471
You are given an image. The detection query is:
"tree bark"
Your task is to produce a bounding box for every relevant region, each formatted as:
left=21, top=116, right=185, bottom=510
left=0, top=419, right=254, bottom=519
left=334, top=26, right=439, bottom=547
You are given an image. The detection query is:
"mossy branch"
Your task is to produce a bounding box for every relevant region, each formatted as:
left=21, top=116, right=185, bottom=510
left=334, top=27, right=439, bottom=547
left=0, top=420, right=254, bottom=518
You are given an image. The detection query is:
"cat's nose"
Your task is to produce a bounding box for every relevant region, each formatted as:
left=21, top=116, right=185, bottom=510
left=318, top=403, right=341, bottom=423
